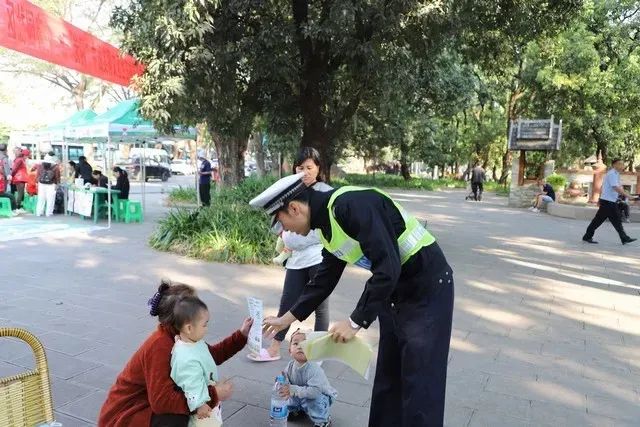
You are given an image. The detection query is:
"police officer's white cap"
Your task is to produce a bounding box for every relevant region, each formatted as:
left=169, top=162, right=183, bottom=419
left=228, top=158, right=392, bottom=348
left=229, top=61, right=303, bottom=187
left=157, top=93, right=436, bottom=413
left=249, top=172, right=307, bottom=217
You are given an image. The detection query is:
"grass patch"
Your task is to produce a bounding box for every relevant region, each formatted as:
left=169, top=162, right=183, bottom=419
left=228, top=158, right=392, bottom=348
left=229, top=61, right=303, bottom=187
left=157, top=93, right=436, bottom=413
left=168, top=186, right=197, bottom=204
left=483, top=181, right=510, bottom=196
left=152, top=177, right=277, bottom=264
left=158, top=174, right=510, bottom=265
left=335, top=174, right=467, bottom=190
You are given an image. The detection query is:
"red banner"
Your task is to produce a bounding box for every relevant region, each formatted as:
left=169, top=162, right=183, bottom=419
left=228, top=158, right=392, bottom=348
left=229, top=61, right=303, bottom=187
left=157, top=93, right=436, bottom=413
left=0, top=0, right=144, bottom=86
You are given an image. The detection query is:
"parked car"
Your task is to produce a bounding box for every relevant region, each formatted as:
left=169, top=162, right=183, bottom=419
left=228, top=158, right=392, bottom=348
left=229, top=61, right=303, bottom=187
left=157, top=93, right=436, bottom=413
left=117, top=148, right=172, bottom=182
left=171, top=159, right=196, bottom=175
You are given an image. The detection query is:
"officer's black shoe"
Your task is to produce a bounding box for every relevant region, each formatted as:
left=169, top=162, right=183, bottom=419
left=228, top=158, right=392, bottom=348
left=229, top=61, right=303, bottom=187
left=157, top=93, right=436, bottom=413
left=622, top=237, right=637, bottom=245
left=582, top=237, right=598, bottom=244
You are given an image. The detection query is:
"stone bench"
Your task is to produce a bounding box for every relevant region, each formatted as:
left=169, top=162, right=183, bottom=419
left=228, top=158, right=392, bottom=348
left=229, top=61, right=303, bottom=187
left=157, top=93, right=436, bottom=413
left=547, top=202, right=640, bottom=222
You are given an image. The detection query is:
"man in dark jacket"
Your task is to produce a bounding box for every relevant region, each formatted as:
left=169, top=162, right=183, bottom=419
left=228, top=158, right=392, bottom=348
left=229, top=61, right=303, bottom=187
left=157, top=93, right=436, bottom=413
left=470, top=162, right=486, bottom=201
left=76, top=156, right=93, bottom=184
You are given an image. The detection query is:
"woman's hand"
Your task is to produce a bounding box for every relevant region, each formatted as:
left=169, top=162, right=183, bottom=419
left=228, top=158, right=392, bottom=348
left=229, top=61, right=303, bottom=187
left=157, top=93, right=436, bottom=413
left=240, top=317, right=254, bottom=337
left=196, top=403, right=212, bottom=419
left=263, top=312, right=297, bottom=338
left=214, top=378, right=234, bottom=401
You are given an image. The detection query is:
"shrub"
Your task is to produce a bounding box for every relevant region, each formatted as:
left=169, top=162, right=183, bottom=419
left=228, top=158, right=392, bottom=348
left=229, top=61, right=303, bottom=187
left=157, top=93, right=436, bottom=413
left=546, top=174, right=567, bottom=191
left=334, top=174, right=466, bottom=190
left=151, top=177, right=276, bottom=264
left=168, top=186, right=197, bottom=204
left=168, top=176, right=278, bottom=205
left=483, top=181, right=510, bottom=197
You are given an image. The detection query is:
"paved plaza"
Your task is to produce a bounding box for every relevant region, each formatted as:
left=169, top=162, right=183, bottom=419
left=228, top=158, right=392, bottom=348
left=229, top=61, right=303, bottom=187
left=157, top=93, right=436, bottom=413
left=1, top=181, right=639, bottom=426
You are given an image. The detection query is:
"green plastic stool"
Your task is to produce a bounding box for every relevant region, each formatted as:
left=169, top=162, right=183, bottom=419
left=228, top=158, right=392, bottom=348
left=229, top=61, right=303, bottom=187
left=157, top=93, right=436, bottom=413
left=0, top=198, right=12, bottom=217
left=124, top=200, right=143, bottom=223
left=23, top=194, right=37, bottom=214
left=112, top=199, right=129, bottom=222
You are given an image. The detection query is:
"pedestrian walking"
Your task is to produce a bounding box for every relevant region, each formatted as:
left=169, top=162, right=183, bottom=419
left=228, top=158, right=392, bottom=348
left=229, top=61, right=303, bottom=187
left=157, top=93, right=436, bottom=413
left=583, top=158, right=637, bottom=245
left=470, top=162, right=486, bottom=201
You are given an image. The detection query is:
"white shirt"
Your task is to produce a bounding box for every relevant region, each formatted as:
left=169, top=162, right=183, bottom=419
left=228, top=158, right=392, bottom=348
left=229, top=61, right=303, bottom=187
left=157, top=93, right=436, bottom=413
left=600, top=169, right=621, bottom=203
left=282, top=181, right=332, bottom=270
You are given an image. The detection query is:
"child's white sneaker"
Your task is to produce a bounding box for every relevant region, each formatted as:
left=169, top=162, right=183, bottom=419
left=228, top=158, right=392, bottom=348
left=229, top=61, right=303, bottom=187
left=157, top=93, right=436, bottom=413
left=532, top=208, right=540, bottom=213
left=314, top=419, right=332, bottom=427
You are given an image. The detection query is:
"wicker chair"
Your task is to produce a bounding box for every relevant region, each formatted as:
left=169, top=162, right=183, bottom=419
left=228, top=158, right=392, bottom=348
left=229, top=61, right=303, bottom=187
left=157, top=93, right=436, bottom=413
left=0, top=328, right=54, bottom=426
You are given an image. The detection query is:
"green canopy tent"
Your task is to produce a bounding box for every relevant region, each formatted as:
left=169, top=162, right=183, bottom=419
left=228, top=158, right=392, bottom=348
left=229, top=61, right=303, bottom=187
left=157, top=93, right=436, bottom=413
left=67, top=99, right=158, bottom=142
left=8, top=109, right=97, bottom=160
left=64, top=99, right=195, bottom=228
left=46, top=109, right=98, bottom=143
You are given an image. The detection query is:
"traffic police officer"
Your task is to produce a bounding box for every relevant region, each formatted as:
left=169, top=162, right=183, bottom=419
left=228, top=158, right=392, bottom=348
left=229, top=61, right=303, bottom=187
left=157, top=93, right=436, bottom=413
left=251, top=173, right=454, bottom=427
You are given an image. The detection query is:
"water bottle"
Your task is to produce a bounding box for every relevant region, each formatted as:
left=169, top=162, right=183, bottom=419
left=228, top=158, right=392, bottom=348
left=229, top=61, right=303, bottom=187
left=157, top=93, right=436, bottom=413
left=269, top=374, right=289, bottom=426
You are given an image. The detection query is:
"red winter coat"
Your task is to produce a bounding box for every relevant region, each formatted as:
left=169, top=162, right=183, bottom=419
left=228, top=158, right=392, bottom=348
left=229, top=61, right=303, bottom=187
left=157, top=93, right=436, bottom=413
left=98, top=325, right=247, bottom=427
left=11, top=157, right=27, bottom=183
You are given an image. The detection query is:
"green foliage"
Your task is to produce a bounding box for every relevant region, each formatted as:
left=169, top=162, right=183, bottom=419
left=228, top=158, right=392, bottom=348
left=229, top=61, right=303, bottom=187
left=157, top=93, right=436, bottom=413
left=168, top=186, right=197, bottom=204
left=521, top=4, right=640, bottom=167
left=545, top=174, right=568, bottom=191
left=334, top=174, right=466, bottom=191
left=151, top=177, right=277, bottom=264
left=484, top=181, right=510, bottom=197
left=111, top=0, right=640, bottom=184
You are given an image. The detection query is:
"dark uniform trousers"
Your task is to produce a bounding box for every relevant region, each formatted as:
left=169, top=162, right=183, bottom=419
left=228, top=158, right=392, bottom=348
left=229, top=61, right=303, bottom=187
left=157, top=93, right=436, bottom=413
left=369, top=249, right=454, bottom=427
left=471, top=182, right=483, bottom=201
left=584, top=199, right=629, bottom=242
left=199, top=182, right=211, bottom=207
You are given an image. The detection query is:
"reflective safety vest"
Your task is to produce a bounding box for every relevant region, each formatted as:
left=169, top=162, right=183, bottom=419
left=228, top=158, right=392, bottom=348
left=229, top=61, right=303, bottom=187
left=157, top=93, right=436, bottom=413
left=318, top=186, right=435, bottom=270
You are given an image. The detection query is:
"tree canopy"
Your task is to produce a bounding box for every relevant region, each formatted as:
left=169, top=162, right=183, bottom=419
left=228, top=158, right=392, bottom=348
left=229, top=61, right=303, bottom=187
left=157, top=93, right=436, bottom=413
left=108, top=0, right=640, bottom=183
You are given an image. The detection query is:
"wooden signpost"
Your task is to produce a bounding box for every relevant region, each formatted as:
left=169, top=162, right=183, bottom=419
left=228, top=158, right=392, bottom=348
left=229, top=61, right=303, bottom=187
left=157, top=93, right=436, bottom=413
left=508, top=116, right=563, bottom=185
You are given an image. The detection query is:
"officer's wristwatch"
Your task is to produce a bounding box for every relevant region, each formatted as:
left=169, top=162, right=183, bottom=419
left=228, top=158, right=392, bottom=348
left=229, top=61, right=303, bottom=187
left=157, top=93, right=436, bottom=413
left=349, top=318, right=361, bottom=330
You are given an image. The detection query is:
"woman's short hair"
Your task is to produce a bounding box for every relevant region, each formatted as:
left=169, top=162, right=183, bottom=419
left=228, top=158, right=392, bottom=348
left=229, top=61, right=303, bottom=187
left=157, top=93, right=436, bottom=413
left=293, top=146, right=323, bottom=181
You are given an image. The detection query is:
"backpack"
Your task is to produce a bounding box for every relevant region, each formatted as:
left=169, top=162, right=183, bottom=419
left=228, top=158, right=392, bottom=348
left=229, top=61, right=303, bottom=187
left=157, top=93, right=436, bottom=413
left=39, top=164, right=56, bottom=184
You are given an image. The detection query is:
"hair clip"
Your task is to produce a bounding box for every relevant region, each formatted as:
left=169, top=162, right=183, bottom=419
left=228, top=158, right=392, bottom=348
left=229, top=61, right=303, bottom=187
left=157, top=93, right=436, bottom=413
left=148, top=292, right=163, bottom=316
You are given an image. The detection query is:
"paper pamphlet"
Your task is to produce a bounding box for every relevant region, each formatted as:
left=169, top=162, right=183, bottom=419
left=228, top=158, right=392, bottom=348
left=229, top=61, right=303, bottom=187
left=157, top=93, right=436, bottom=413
left=301, top=332, right=374, bottom=379
left=246, top=297, right=263, bottom=356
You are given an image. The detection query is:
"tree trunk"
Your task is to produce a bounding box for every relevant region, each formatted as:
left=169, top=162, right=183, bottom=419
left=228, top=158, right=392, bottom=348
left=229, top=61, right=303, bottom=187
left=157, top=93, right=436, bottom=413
left=593, top=132, right=608, bottom=165
left=251, top=132, right=266, bottom=177
left=211, top=128, right=248, bottom=187
left=400, top=138, right=411, bottom=180
left=492, top=165, right=498, bottom=181
left=499, top=151, right=511, bottom=184
left=72, top=76, right=88, bottom=110
left=500, top=52, right=524, bottom=185
left=300, top=77, right=333, bottom=180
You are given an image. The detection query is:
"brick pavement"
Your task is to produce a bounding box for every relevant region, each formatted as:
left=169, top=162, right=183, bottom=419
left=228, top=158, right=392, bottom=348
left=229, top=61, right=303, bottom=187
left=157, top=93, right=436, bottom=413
left=1, top=185, right=639, bottom=426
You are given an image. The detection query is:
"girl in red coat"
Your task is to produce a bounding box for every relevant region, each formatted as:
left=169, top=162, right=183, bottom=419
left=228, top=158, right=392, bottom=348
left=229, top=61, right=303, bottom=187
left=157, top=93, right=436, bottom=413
left=99, top=279, right=252, bottom=427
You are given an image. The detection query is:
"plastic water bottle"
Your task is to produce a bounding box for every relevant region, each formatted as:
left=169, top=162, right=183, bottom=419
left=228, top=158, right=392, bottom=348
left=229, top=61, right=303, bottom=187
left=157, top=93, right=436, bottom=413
left=269, top=374, right=288, bottom=426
